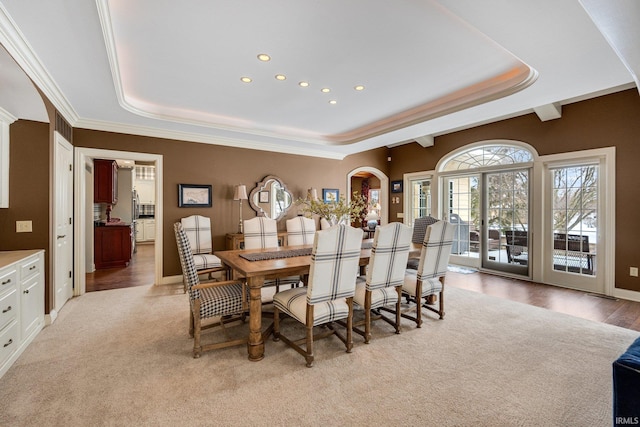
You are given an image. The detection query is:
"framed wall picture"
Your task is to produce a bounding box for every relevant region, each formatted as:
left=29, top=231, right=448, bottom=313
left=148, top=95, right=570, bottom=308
left=322, top=188, right=339, bottom=203
left=259, top=191, right=269, bottom=203
left=178, top=184, right=212, bottom=207
left=391, top=180, right=403, bottom=193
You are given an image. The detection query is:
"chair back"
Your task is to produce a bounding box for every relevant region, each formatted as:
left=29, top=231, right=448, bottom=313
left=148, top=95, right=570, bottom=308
left=307, top=224, right=363, bottom=304
left=174, top=222, right=200, bottom=299
left=286, top=216, right=316, bottom=246
left=411, top=215, right=438, bottom=244
left=243, top=217, right=278, bottom=249
left=416, top=220, right=455, bottom=281
left=180, top=215, right=212, bottom=254
left=366, top=222, right=412, bottom=291
left=320, top=217, right=332, bottom=230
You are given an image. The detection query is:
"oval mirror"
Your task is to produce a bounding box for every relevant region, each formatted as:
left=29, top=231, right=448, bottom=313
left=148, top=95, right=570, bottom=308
left=248, top=175, right=293, bottom=221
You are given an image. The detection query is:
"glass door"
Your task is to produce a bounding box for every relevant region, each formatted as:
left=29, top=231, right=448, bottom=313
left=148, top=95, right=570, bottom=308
left=443, top=175, right=480, bottom=268
left=545, top=163, right=602, bottom=292
left=482, top=169, right=530, bottom=276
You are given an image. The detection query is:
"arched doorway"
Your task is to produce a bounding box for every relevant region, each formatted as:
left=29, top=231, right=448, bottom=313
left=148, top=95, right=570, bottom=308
left=347, top=166, right=389, bottom=228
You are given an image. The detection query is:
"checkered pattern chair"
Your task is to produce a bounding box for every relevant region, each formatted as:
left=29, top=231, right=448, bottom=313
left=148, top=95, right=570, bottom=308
left=353, top=222, right=412, bottom=343
left=180, top=215, right=227, bottom=292
left=407, top=215, right=439, bottom=269
left=286, top=216, right=316, bottom=246
left=174, top=223, right=248, bottom=358
left=243, top=217, right=300, bottom=291
left=272, top=224, right=363, bottom=367
left=401, top=220, right=454, bottom=327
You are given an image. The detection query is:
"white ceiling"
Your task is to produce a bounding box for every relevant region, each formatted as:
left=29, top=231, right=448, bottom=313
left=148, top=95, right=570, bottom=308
left=0, top=0, right=638, bottom=159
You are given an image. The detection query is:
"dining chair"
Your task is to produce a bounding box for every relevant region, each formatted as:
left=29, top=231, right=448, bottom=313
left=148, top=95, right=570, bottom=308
left=407, top=215, right=439, bottom=270
left=400, top=220, right=455, bottom=327
left=174, top=223, right=248, bottom=358
left=272, top=224, right=363, bottom=367
left=286, top=216, right=316, bottom=246
left=353, top=222, right=412, bottom=343
left=320, top=217, right=332, bottom=230
left=243, top=217, right=300, bottom=292
left=180, top=215, right=228, bottom=292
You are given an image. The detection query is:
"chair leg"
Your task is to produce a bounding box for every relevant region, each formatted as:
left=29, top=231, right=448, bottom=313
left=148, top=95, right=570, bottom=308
left=273, top=306, right=281, bottom=341
left=305, top=322, right=314, bottom=367
left=364, top=292, right=372, bottom=344
left=438, top=286, right=445, bottom=319
left=394, top=286, right=402, bottom=334
left=415, top=281, right=423, bottom=328
left=346, top=297, right=354, bottom=353
left=192, top=300, right=202, bottom=358
left=189, top=307, right=195, bottom=338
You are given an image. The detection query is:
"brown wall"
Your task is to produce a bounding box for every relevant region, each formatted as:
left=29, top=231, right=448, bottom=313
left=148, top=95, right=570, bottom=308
left=0, top=120, right=51, bottom=309
left=73, top=129, right=389, bottom=276
left=389, top=88, right=640, bottom=292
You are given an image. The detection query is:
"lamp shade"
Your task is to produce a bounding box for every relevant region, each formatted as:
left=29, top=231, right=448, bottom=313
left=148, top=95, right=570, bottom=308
left=234, top=184, right=248, bottom=200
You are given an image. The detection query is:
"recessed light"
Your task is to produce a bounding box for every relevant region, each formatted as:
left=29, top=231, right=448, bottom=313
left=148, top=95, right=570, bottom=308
left=275, top=74, right=286, bottom=81
left=321, top=88, right=331, bottom=93
left=240, top=77, right=252, bottom=83
left=257, top=53, right=271, bottom=62
left=354, top=85, right=365, bottom=91
left=329, top=100, right=337, bottom=105
left=299, top=81, right=309, bottom=88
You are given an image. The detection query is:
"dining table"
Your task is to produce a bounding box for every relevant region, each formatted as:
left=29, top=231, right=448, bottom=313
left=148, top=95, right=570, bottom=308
left=215, top=239, right=422, bottom=361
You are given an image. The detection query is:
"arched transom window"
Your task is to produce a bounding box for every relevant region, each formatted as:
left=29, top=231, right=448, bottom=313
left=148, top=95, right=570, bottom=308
left=441, top=145, right=533, bottom=172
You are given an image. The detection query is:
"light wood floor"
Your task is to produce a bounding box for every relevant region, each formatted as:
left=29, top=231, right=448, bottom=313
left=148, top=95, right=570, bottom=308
left=86, top=244, right=640, bottom=332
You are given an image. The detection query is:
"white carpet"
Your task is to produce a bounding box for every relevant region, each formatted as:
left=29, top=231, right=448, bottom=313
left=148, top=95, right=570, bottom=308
left=0, top=283, right=637, bottom=426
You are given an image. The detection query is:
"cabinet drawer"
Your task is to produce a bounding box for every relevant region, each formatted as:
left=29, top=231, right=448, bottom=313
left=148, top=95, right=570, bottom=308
left=0, top=321, right=18, bottom=366
left=20, top=255, right=41, bottom=281
left=0, top=267, right=17, bottom=295
left=0, top=288, right=18, bottom=331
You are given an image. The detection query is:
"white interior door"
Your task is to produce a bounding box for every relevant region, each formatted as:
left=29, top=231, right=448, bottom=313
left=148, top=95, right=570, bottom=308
left=53, top=132, right=73, bottom=313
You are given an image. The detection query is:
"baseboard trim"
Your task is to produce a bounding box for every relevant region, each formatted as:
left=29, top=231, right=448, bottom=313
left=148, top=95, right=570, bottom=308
left=614, top=287, right=640, bottom=303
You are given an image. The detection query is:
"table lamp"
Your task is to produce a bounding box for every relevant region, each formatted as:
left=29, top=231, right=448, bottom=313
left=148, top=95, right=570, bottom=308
left=234, top=184, right=248, bottom=233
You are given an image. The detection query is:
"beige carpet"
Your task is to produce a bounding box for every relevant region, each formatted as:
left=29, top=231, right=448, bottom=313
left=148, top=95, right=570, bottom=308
left=0, top=283, right=637, bottom=427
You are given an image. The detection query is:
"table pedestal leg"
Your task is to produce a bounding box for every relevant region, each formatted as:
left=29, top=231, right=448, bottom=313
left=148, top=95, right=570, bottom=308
left=247, top=276, right=264, bottom=361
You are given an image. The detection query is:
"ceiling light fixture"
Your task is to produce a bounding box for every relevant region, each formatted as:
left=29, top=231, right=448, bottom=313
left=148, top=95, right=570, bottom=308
left=240, top=77, right=252, bottom=83
left=275, top=74, right=286, bottom=81
left=257, top=53, right=271, bottom=62
left=354, top=85, right=365, bottom=91
left=329, top=100, right=337, bottom=105
left=299, top=81, right=309, bottom=88
left=321, top=88, right=331, bottom=93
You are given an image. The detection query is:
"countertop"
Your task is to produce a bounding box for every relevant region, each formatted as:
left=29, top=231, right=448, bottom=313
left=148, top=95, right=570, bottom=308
left=0, top=249, right=44, bottom=269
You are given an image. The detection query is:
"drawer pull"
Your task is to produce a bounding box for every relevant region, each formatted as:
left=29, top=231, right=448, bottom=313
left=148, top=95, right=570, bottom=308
left=2, top=305, right=11, bottom=313
left=23, top=289, right=29, bottom=294
left=1, top=279, right=10, bottom=285
left=3, top=338, right=12, bottom=348
left=29, top=265, right=37, bottom=270
left=57, top=235, right=66, bottom=239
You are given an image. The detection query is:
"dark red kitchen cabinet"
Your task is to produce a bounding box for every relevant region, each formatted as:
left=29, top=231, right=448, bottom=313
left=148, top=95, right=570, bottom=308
left=94, top=225, right=132, bottom=269
left=94, top=159, right=118, bottom=204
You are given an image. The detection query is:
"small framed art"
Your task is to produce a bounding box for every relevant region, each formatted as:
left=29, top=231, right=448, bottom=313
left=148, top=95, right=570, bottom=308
left=391, top=180, right=403, bottom=193
left=259, top=191, right=270, bottom=203
left=322, top=188, right=339, bottom=203
left=178, top=184, right=212, bottom=207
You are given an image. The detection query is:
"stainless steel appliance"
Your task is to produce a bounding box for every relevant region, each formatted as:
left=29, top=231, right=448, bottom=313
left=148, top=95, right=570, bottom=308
left=132, top=190, right=140, bottom=254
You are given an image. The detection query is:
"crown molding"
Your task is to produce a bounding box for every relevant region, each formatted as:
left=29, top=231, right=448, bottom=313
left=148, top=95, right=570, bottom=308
left=73, top=118, right=347, bottom=160
left=0, top=106, right=17, bottom=124
left=0, top=4, right=78, bottom=125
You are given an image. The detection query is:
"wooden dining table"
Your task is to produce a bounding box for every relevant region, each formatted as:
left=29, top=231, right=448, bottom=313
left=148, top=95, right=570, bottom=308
left=215, top=241, right=422, bottom=361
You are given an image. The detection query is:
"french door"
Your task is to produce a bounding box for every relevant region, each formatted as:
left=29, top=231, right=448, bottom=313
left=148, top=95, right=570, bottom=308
left=443, top=168, right=530, bottom=277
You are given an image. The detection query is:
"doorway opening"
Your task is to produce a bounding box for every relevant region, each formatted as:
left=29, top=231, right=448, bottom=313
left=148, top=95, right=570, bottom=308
left=74, top=148, right=163, bottom=296
left=347, top=166, right=389, bottom=234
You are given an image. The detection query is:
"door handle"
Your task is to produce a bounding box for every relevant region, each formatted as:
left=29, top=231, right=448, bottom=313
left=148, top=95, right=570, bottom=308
left=2, top=305, right=11, bottom=313
left=57, top=234, right=66, bottom=239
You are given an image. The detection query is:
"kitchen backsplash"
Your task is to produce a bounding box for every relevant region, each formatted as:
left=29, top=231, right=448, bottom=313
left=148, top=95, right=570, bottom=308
left=139, top=204, right=155, bottom=217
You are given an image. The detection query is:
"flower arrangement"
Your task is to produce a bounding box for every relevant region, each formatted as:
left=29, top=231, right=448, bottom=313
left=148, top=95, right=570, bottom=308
left=296, top=192, right=366, bottom=225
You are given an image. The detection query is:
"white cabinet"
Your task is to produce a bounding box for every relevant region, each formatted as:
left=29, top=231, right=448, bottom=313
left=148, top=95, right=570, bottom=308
left=133, top=165, right=155, bottom=205
left=0, top=250, right=44, bottom=379
left=144, top=219, right=155, bottom=241
left=136, top=219, right=155, bottom=242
